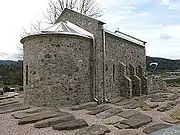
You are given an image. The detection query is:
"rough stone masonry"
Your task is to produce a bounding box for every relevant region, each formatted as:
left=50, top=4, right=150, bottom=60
left=21, top=8, right=148, bottom=107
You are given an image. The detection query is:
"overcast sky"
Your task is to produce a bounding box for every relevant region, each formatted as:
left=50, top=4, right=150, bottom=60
left=0, top=0, right=180, bottom=60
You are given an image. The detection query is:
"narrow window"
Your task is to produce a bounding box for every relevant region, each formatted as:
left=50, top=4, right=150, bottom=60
left=113, top=65, right=115, bottom=82
left=105, top=64, right=108, bottom=72
left=26, top=65, right=28, bottom=85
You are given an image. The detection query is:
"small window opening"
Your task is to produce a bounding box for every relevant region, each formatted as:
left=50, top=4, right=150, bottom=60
left=113, top=65, right=115, bottom=82
left=26, top=65, right=28, bottom=85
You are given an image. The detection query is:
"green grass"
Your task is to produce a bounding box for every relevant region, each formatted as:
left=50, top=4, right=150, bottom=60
left=165, top=78, right=180, bottom=86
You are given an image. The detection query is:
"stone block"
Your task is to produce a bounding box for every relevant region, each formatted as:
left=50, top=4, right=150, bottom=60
left=121, top=113, right=152, bottom=128
left=118, top=110, right=140, bottom=119
left=18, top=111, right=69, bottom=125
left=87, top=105, right=111, bottom=115
left=162, top=117, right=180, bottom=124
left=75, top=124, right=110, bottom=135
left=70, top=102, right=97, bottom=110
left=123, top=101, right=146, bottom=109
left=171, top=109, right=180, bottom=120
left=114, top=123, right=130, bottom=129
left=96, top=107, right=123, bottom=119
left=53, top=119, right=88, bottom=130
left=34, top=115, right=75, bottom=128
left=104, top=115, right=124, bottom=125
left=143, top=123, right=171, bottom=134
left=0, top=103, right=30, bottom=114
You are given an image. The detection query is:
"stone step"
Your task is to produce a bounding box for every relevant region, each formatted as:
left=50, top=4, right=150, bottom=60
left=34, top=114, right=75, bottom=128
left=87, top=105, right=111, bottom=115
left=143, top=123, right=171, bottom=134
left=70, top=102, right=97, bottom=110
left=75, top=124, right=110, bottom=135
left=53, top=119, right=88, bottom=130
left=96, top=108, right=123, bottom=119
left=121, top=113, right=152, bottom=128
left=18, top=111, right=69, bottom=125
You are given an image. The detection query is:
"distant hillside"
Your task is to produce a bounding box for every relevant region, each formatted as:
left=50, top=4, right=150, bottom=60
left=0, top=60, right=23, bottom=85
left=0, top=60, right=16, bottom=65
left=146, top=56, right=180, bottom=71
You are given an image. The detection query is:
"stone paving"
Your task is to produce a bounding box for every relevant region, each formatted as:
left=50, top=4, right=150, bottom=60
left=1, top=89, right=180, bottom=134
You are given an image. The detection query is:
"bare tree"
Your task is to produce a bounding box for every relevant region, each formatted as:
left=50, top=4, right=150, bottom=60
left=45, top=0, right=102, bottom=24
left=22, top=20, right=43, bottom=37
left=20, top=20, right=45, bottom=60
left=16, top=44, right=23, bottom=61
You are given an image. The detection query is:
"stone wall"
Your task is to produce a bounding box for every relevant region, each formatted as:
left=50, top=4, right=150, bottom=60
left=23, top=34, right=93, bottom=107
left=56, top=8, right=105, bottom=103
left=105, top=32, right=146, bottom=99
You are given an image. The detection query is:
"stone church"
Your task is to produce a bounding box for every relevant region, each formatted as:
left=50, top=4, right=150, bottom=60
left=21, top=8, right=148, bottom=107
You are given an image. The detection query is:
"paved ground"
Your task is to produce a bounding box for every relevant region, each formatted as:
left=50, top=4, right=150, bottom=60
left=0, top=87, right=180, bottom=135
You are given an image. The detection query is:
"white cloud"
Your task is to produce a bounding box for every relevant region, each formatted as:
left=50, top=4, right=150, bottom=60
left=139, top=12, right=149, bottom=16
left=161, top=0, right=171, bottom=5
left=0, top=52, right=18, bottom=61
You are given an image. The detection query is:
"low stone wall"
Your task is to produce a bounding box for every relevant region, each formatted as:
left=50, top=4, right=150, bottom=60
left=148, top=76, right=167, bottom=94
